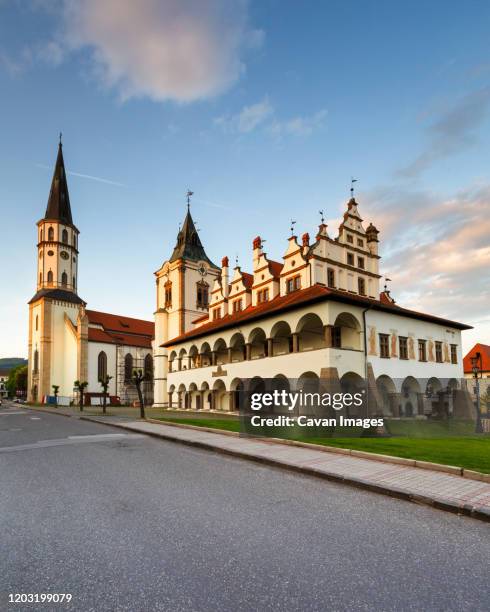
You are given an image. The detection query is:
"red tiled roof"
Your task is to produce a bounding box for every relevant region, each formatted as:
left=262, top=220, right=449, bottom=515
left=463, top=343, right=490, bottom=374
left=162, top=284, right=471, bottom=347
left=86, top=309, right=154, bottom=348
left=241, top=272, right=254, bottom=289
left=268, top=260, right=283, bottom=279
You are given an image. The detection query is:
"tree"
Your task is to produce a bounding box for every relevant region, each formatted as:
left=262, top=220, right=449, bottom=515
left=74, top=380, right=88, bottom=412
left=132, top=369, right=145, bottom=419
left=52, top=385, right=60, bottom=405
left=98, top=375, right=113, bottom=415
left=6, top=365, right=28, bottom=398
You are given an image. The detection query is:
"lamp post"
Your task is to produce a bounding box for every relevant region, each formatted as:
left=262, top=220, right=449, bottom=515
left=470, top=352, right=483, bottom=434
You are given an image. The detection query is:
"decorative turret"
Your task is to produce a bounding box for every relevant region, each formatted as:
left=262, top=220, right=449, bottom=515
left=366, top=222, right=380, bottom=255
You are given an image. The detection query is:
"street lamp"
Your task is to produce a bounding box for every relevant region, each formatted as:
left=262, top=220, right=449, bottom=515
left=470, top=352, right=483, bottom=434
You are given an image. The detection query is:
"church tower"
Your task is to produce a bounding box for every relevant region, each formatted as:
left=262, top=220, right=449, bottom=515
left=153, top=197, right=220, bottom=407
left=28, top=140, right=86, bottom=402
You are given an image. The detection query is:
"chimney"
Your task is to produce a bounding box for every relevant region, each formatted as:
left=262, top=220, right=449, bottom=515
left=253, top=236, right=263, bottom=269
left=221, top=256, right=229, bottom=298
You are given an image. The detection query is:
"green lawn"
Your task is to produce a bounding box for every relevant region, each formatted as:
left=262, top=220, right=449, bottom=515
left=156, top=416, right=490, bottom=474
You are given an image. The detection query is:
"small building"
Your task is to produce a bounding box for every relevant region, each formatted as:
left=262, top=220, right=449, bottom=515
left=464, top=343, right=490, bottom=403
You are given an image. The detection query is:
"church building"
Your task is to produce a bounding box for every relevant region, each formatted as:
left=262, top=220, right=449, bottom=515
left=27, top=142, right=154, bottom=405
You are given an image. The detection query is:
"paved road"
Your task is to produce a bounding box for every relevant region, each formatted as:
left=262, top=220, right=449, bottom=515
left=1, top=402, right=489, bottom=612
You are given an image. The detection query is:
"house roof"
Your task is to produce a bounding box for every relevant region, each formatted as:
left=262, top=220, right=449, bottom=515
left=162, top=284, right=472, bottom=347
left=86, top=309, right=154, bottom=348
left=463, top=343, right=490, bottom=374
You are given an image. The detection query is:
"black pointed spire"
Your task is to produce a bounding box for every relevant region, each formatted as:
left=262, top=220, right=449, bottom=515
left=169, top=207, right=217, bottom=268
left=44, top=139, right=73, bottom=226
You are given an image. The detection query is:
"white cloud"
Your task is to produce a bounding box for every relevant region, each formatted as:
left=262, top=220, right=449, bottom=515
left=51, top=0, right=262, bottom=102
left=215, top=98, right=327, bottom=137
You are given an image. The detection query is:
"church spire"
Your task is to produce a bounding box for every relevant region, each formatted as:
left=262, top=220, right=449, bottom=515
left=168, top=196, right=218, bottom=268
left=44, top=139, right=73, bottom=226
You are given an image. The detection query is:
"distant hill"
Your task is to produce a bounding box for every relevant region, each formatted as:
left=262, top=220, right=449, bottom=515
left=0, top=357, right=28, bottom=371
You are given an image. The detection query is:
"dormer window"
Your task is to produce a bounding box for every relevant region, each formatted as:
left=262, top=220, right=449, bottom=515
left=212, top=308, right=221, bottom=321
left=286, top=276, right=301, bottom=293
left=232, top=299, right=243, bottom=313
left=257, top=288, right=269, bottom=303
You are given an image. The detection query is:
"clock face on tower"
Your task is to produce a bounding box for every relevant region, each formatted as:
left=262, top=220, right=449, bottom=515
left=198, top=264, right=207, bottom=277
left=60, top=251, right=69, bottom=260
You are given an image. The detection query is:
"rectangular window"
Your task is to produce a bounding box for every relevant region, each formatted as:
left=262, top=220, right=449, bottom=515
left=257, top=288, right=269, bottom=303
left=435, top=341, right=443, bottom=363
left=357, top=238, right=364, bottom=247
left=346, top=234, right=353, bottom=244
left=332, top=326, right=342, bottom=348
left=196, top=284, right=208, bottom=308
left=327, top=268, right=335, bottom=288
left=450, top=344, right=457, bottom=364
left=418, top=339, right=427, bottom=362
left=357, top=257, right=365, bottom=269
left=358, top=278, right=366, bottom=296
left=379, top=334, right=390, bottom=358
left=399, top=336, right=408, bottom=360
left=164, top=283, right=172, bottom=308
left=232, top=299, right=242, bottom=313
left=212, top=308, right=220, bottom=321
left=347, top=253, right=354, bottom=266
left=286, top=276, right=301, bottom=293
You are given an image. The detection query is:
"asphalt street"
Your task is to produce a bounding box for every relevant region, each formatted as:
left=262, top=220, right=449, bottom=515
left=1, top=401, right=489, bottom=612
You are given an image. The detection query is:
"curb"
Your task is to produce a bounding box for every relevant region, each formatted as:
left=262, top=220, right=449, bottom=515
left=23, top=406, right=490, bottom=484
left=80, top=415, right=490, bottom=523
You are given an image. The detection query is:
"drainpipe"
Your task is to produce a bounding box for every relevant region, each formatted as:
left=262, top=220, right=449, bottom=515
left=362, top=305, right=374, bottom=417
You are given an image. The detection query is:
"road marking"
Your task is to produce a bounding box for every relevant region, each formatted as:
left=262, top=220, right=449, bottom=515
left=30, top=417, right=41, bottom=420
left=0, top=433, right=146, bottom=453
left=0, top=411, right=28, bottom=416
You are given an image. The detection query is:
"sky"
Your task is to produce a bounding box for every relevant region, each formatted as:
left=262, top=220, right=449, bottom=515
left=0, top=0, right=489, bottom=358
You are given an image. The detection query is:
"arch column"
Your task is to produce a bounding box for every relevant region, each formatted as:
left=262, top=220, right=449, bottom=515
left=291, top=333, right=299, bottom=353
left=211, top=351, right=217, bottom=366
left=245, top=343, right=252, bottom=361
left=324, top=325, right=333, bottom=348
left=267, top=338, right=273, bottom=357
left=177, top=357, right=182, bottom=371
left=227, top=347, right=233, bottom=363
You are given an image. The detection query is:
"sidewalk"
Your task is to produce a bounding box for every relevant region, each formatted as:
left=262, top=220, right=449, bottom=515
left=25, top=405, right=490, bottom=522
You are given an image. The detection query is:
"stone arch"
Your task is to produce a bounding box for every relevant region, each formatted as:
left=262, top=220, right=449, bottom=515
left=401, top=376, right=422, bottom=417
left=376, top=375, right=397, bottom=416
left=188, top=345, right=199, bottom=368
left=213, top=338, right=228, bottom=365
left=333, top=312, right=362, bottom=350
left=340, top=371, right=366, bottom=417
left=212, top=378, right=227, bottom=411
left=229, top=332, right=246, bottom=362
left=270, top=321, right=292, bottom=356
left=200, top=342, right=212, bottom=367
left=168, top=350, right=177, bottom=372
left=296, top=313, right=325, bottom=351
left=230, top=377, right=244, bottom=412
left=248, top=327, right=267, bottom=359
left=178, top=347, right=188, bottom=370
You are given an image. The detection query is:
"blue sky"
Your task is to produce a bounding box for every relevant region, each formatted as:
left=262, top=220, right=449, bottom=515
left=1, top=0, right=489, bottom=358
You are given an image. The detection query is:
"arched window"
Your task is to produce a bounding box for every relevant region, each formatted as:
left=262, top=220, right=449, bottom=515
left=40, top=229, right=44, bottom=242
left=48, top=227, right=54, bottom=241
left=35, top=315, right=38, bottom=331
left=33, top=349, right=39, bottom=374
left=124, top=353, right=133, bottom=382
left=62, top=229, right=68, bottom=244
left=73, top=276, right=76, bottom=290
left=61, top=271, right=68, bottom=287
left=144, top=353, right=153, bottom=380
left=47, top=270, right=53, bottom=285
left=98, top=351, right=107, bottom=381
left=73, top=235, right=77, bottom=248
left=39, top=272, right=42, bottom=285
